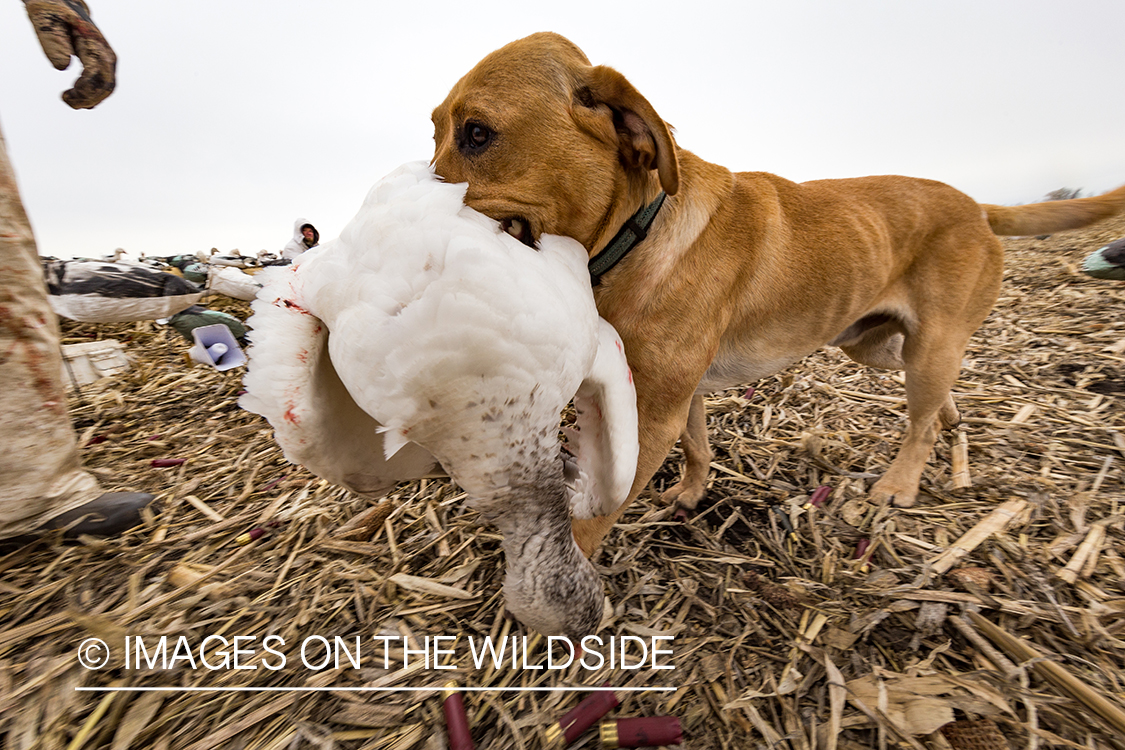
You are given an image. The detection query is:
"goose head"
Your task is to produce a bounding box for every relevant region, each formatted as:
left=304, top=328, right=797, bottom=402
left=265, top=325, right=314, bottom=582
left=241, top=162, right=638, bottom=638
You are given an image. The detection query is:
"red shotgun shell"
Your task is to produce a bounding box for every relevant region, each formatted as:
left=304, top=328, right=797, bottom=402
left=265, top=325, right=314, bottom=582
left=600, top=716, right=682, bottom=748
left=235, top=527, right=266, bottom=545
left=442, top=682, right=474, bottom=750
left=544, top=683, right=620, bottom=745
left=804, top=485, right=831, bottom=510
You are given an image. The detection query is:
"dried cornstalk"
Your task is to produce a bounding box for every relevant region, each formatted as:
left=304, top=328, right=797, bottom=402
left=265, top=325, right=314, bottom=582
left=1112, top=431, right=1125, bottom=460
left=967, top=611, right=1125, bottom=735
left=387, top=573, right=476, bottom=600
left=1011, top=403, right=1038, bottom=424
left=927, top=499, right=1028, bottom=575
left=739, top=701, right=785, bottom=746
left=65, top=680, right=124, bottom=750
left=947, top=615, right=1018, bottom=678
left=950, top=430, right=972, bottom=490
left=1056, top=524, right=1106, bottom=584
left=184, top=494, right=224, bottom=522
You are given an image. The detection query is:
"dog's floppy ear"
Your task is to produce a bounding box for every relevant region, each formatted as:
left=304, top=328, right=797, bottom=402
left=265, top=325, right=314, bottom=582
left=574, top=65, right=679, bottom=196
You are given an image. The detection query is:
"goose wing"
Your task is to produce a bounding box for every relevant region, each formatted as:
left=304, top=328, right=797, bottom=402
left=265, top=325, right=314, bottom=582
left=566, top=318, right=639, bottom=519
left=239, top=262, right=438, bottom=496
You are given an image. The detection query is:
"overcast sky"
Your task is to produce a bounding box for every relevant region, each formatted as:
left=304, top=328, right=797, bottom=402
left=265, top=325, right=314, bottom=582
left=1, top=1, right=1122, bottom=260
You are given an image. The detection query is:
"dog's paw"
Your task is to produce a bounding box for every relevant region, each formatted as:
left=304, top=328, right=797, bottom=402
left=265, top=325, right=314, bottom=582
left=661, top=481, right=706, bottom=511
left=890, top=492, right=918, bottom=508
left=868, top=479, right=919, bottom=508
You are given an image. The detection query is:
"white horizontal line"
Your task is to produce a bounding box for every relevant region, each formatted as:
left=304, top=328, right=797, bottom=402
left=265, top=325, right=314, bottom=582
left=75, top=686, right=673, bottom=693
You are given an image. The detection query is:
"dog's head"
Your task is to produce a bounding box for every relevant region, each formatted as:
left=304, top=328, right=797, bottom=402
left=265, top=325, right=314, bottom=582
left=431, top=32, right=679, bottom=253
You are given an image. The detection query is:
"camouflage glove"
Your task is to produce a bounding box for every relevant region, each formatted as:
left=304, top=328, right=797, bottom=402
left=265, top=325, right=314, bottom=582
left=23, top=0, right=116, bottom=109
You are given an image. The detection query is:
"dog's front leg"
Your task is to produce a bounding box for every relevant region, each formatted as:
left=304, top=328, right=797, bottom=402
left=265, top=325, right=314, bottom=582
left=659, top=393, right=711, bottom=511
left=571, top=391, right=693, bottom=557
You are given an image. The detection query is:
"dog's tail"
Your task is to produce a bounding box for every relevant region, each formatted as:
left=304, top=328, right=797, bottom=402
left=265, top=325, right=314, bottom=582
left=982, top=184, right=1125, bottom=236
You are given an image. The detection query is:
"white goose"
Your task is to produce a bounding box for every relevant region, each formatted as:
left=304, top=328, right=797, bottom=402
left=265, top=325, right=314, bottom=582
left=240, top=162, right=638, bottom=638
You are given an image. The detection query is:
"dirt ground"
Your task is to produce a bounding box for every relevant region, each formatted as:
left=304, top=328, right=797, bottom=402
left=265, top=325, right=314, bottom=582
left=1, top=210, right=1124, bottom=750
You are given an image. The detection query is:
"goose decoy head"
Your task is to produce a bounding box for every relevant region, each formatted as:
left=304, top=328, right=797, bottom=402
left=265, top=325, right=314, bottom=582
left=1081, top=237, right=1125, bottom=280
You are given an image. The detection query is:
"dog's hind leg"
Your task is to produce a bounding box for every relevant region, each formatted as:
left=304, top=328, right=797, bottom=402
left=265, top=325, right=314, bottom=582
left=838, top=322, right=961, bottom=432
left=866, top=331, right=969, bottom=508
left=661, top=393, right=711, bottom=511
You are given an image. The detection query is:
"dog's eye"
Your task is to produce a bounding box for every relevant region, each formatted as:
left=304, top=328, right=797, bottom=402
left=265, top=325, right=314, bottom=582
left=461, top=121, right=494, bottom=154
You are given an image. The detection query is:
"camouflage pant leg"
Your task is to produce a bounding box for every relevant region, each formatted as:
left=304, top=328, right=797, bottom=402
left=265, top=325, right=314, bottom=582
left=0, top=121, right=101, bottom=537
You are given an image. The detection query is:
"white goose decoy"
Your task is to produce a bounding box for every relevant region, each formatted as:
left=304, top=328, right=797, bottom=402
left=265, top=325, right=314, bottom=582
left=97, top=247, right=127, bottom=263
left=240, top=161, right=638, bottom=638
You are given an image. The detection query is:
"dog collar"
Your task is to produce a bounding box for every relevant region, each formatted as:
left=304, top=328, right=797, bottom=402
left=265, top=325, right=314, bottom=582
left=588, top=192, right=666, bottom=286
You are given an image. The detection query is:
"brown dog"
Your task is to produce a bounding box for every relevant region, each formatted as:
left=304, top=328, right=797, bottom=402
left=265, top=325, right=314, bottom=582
left=431, top=32, right=1125, bottom=555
